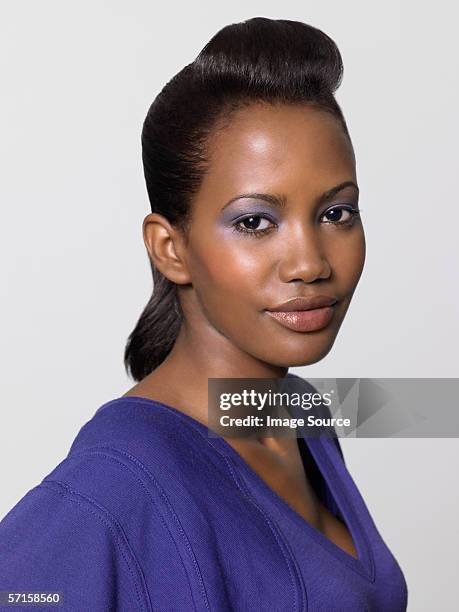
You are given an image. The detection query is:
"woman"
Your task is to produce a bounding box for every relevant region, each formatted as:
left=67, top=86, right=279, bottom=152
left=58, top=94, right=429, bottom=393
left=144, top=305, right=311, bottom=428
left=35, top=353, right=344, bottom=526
left=0, top=17, right=408, bottom=611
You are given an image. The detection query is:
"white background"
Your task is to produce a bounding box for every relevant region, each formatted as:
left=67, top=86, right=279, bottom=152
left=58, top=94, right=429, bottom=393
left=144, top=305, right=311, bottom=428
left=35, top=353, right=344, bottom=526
left=1, top=2, right=458, bottom=610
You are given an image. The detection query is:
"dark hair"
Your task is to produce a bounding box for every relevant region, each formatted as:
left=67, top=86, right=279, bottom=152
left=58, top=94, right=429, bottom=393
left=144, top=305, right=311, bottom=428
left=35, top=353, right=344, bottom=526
left=124, top=17, right=350, bottom=382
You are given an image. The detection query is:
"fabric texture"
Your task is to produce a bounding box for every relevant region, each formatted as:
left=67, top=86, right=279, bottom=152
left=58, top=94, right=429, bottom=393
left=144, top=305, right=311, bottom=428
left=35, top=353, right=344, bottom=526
left=0, top=374, right=408, bottom=611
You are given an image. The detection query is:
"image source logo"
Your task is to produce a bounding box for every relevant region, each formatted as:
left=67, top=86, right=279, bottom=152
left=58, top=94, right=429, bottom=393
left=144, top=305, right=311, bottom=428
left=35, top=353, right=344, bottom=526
left=207, top=377, right=459, bottom=439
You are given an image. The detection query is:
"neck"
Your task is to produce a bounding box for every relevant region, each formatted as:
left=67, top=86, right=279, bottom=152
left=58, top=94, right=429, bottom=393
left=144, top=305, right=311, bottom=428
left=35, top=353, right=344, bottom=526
left=124, top=322, right=290, bottom=433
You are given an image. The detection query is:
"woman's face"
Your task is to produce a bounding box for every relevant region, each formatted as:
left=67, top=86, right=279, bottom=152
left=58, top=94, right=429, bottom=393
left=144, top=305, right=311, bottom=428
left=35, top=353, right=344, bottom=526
left=179, top=102, right=365, bottom=368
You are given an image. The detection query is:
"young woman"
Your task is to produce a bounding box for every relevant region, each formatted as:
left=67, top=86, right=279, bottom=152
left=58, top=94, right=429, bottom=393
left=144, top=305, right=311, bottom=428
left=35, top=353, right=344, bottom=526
left=0, top=17, right=408, bottom=611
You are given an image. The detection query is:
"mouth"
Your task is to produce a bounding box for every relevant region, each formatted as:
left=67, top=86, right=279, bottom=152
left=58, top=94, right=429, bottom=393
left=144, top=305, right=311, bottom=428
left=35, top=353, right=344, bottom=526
left=264, top=296, right=338, bottom=333
left=265, top=306, right=336, bottom=332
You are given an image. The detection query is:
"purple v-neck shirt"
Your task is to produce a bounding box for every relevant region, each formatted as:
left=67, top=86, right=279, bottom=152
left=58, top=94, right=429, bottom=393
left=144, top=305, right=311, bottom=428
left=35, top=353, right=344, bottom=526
left=0, top=375, right=408, bottom=610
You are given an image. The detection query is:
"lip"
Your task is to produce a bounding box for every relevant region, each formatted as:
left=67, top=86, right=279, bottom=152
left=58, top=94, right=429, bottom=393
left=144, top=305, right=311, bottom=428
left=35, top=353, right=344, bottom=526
left=266, top=295, right=338, bottom=312
left=265, top=295, right=338, bottom=332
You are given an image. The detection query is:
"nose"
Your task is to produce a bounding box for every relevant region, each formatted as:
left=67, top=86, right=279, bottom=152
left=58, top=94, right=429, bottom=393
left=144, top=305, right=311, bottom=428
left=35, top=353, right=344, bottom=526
left=277, top=226, right=331, bottom=283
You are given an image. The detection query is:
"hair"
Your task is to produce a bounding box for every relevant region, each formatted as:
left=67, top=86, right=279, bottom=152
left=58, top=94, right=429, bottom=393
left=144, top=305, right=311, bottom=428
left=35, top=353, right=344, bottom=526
left=124, top=17, right=350, bottom=382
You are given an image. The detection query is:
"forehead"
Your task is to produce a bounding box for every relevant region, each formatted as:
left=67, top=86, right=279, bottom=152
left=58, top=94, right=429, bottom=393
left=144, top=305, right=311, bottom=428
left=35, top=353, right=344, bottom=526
left=199, top=102, right=355, bottom=206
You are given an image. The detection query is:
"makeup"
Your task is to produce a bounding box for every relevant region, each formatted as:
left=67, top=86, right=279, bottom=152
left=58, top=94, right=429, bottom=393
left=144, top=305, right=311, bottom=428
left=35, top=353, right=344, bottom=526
left=265, top=305, right=336, bottom=332
left=265, top=296, right=338, bottom=332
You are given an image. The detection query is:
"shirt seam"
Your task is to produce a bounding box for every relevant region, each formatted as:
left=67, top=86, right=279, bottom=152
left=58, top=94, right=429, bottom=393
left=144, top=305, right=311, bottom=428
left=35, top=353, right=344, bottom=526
left=219, top=452, right=308, bottom=611
left=69, top=442, right=305, bottom=612
left=316, top=440, right=377, bottom=583
left=65, top=448, right=210, bottom=612
left=37, top=480, right=151, bottom=611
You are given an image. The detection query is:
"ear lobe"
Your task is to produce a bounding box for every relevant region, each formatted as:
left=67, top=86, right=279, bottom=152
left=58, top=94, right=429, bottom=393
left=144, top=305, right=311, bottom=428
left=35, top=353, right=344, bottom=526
left=142, top=213, right=191, bottom=284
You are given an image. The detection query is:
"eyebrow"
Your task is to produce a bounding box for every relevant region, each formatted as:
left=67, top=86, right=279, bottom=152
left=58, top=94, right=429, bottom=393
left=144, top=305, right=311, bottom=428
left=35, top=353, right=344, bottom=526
left=221, top=181, right=359, bottom=211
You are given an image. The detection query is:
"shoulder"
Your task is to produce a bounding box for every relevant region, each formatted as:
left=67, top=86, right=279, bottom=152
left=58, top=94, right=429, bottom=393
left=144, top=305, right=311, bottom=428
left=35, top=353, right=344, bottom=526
left=66, top=396, right=230, bottom=483
left=35, top=397, right=227, bottom=523
left=0, top=478, right=151, bottom=610
left=1, top=395, right=231, bottom=545
left=0, top=397, right=215, bottom=611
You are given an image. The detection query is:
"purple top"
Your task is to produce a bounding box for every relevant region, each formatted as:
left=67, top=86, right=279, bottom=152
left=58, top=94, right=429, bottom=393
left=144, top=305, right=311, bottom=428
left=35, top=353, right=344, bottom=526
left=0, top=375, right=408, bottom=610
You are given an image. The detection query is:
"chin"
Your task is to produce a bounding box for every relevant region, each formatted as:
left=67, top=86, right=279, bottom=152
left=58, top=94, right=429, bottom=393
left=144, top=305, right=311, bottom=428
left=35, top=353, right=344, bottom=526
left=296, top=344, right=335, bottom=367
left=257, top=340, right=336, bottom=369
left=278, top=325, right=340, bottom=362
left=287, top=349, right=333, bottom=368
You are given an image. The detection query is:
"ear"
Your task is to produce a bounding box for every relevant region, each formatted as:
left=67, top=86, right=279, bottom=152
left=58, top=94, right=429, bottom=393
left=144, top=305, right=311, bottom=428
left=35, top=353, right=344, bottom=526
left=142, top=213, right=191, bottom=284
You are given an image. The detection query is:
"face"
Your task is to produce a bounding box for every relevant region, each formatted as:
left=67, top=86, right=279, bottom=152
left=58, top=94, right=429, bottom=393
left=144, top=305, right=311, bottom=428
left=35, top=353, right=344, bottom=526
left=177, top=102, right=365, bottom=368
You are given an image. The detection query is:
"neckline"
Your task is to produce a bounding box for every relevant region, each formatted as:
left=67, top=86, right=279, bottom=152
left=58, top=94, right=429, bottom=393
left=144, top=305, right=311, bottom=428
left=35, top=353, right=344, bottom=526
left=225, top=433, right=375, bottom=581
left=106, top=391, right=375, bottom=581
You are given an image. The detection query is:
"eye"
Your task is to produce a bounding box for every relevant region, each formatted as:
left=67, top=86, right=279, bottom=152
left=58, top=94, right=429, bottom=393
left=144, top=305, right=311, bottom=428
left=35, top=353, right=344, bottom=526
left=321, top=205, right=361, bottom=226
left=232, top=214, right=277, bottom=238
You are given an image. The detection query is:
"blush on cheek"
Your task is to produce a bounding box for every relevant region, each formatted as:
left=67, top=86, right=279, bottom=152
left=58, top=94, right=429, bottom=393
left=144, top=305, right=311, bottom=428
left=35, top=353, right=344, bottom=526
left=198, top=233, right=266, bottom=284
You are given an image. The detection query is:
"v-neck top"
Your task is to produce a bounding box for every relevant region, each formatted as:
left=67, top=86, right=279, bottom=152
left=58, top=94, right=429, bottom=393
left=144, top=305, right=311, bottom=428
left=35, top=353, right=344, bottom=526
left=0, top=375, right=408, bottom=611
left=223, top=433, right=407, bottom=610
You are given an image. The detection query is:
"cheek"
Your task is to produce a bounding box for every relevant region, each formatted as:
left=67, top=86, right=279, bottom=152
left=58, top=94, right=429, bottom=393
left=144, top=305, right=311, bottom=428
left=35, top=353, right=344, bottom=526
left=189, top=231, right=271, bottom=309
left=330, top=231, right=366, bottom=288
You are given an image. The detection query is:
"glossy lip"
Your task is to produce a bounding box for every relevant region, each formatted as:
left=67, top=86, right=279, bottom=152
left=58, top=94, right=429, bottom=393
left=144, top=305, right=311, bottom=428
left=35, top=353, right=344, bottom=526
left=264, top=295, right=339, bottom=332
left=266, top=295, right=338, bottom=312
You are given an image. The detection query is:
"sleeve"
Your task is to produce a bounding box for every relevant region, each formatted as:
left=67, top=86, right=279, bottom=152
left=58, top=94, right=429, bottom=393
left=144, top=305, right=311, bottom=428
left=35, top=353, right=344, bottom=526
left=0, top=481, right=150, bottom=611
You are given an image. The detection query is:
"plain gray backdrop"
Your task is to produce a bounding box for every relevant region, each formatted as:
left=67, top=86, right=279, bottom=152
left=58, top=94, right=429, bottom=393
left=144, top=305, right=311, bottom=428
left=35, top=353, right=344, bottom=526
left=1, top=2, right=458, bottom=610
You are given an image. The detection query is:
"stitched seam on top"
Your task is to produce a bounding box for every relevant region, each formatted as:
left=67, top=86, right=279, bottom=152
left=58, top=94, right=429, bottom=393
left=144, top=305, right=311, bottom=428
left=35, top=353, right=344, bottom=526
left=70, top=441, right=304, bottom=611
left=219, top=452, right=308, bottom=612
left=92, top=401, right=306, bottom=612
left=141, top=409, right=306, bottom=610
left=78, top=398, right=308, bottom=607
left=317, top=440, right=377, bottom=583
left=66, top=449, right=209, bottom=612
left=38, top=481, right=150, bottom=611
